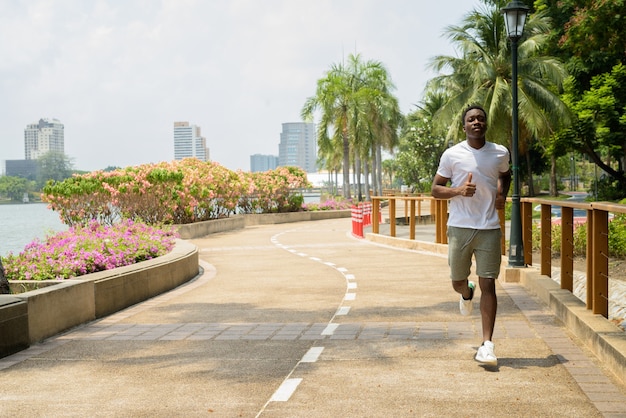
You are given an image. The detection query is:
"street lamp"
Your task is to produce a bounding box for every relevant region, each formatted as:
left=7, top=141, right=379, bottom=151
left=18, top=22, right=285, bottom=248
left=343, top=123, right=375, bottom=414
left=502, top=1, right=529, bottom=267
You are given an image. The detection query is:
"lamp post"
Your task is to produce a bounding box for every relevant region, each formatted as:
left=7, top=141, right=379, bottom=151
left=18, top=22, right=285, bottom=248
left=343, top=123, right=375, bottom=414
left=502, top=1, right=529, bottom=267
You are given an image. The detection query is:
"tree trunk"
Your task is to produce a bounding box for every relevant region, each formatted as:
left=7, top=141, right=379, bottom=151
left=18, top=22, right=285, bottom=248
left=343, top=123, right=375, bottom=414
left=550, top=155, right=558, bottom=196
left=342, top=133, right=351, bottom=199
left=364, top=158, right=371, bottom=201
left=355, top=154, right=363, bottom=202
left=376, top=144, right=383, bottom=196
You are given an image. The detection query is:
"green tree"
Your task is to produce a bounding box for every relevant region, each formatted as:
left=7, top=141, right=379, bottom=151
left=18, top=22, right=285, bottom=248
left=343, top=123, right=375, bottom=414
left=426, top=0, right=570, bottom=196
left=537, top=0, right=626, bottom=198
left=560, top=63, right=626, bottom=196
left=537, top=0, right=626, bottom=86
left=381, top=158, right=399, bottom=189
left=0, top=176, right=34, bottom=202
left=37, top=151, right=74, bottom=188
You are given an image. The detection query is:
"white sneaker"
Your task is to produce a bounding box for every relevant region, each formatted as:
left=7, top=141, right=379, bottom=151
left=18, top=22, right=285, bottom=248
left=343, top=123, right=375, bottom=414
left=475, top=341, right=497, bottom=366
left=459, top=281, right=475, bottom=316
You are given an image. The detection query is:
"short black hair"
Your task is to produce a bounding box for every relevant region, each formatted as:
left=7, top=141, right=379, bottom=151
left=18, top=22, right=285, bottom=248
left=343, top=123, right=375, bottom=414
left=461, top=105, right=487, bottom=124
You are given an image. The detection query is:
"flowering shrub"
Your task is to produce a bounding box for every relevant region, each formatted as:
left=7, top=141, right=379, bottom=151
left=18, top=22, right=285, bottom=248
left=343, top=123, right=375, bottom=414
left=237, top=166, right=310, bottom=214
left=302, top=198, right=353, bottom=211
left=2, top=220, right=178, bottom=281
left=43, top=160, right=311, bottom=226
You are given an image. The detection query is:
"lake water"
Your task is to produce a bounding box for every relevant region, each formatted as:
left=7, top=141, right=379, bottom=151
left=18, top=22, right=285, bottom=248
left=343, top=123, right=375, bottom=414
left=0, top=203, right=67, bottom=257
left=0, top=196, right=322, bottom=257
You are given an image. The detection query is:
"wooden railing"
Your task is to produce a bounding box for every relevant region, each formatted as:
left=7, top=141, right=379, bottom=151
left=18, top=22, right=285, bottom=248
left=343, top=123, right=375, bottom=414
left=525, top=198, right=626, bottom=318
left=369, top=194, right=626, bottom=319
left=371, top=195, right=435, bottom=240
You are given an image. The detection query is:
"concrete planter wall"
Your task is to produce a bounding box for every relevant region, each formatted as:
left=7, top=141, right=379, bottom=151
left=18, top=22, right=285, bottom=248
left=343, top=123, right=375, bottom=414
left=0, top=240, right=198, bottom=357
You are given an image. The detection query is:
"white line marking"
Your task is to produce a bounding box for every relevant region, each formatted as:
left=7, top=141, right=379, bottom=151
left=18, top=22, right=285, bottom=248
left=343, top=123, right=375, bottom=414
left=347, top=282, right=357, bottom=289
left=344, top=293, right=356, bottom=301
left=301, top=347, right=324, bottom=363
left=270, top=378, right=303, bottom=402
left=345, top=274, right=356, bottom=280
left=336, top=306, right=350, bottom=315
left=297, top=252, right=307, bottom=257
left=321, top=323, right=339, bottom=335
left=309, top=257, right=321, bottom=261
left=337, top=267, right=348, bottom=272
left=324, top=261, right=335, bottom=266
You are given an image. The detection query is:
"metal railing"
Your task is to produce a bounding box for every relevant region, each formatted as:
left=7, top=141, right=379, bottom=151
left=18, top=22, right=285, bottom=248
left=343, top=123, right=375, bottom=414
left=370, top=194, right=626, bottom=319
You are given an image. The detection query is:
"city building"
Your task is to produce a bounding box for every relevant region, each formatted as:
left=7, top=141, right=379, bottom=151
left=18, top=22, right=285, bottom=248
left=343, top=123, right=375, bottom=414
left=3, top=160, right=39, bottom=180
left=278, top=122, right=317, bottom=173
left=250, top=154, right=279, bottom=172
left=173, top=122, right=209, bottom=161
left=24, top=118, right=65, bottom=160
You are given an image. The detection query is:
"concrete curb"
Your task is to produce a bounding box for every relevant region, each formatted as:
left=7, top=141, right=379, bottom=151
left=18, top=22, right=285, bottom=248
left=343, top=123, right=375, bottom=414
left=0, top=239, right=198, bottom=357
left=518, top=267, right=626, bottom=386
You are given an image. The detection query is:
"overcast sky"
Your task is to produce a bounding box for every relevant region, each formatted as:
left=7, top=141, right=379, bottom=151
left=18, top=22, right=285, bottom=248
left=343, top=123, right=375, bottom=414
left=0, top=0, right=482, bottom=172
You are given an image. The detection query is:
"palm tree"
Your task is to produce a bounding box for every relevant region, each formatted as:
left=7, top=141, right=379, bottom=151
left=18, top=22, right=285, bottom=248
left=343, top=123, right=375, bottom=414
left=302, top=54, right=402, bottom=200
left=426, top=0, right=571, bottom=195
left=366, top=89, right=403, bottom=198
left=302, top=63, right=352, bottom=199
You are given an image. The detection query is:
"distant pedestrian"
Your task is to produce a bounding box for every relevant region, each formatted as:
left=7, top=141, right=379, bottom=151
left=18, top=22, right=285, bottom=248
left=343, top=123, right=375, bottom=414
left=431, top=105, right=511, bottom=366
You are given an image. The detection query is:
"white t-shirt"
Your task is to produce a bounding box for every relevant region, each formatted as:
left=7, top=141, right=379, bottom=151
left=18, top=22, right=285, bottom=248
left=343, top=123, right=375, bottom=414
left=436, top=140, right=510, bottom=230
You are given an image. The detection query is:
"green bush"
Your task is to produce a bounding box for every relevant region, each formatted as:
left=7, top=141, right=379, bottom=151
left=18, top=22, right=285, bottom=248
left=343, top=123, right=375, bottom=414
left=530, top=214, right=626, bottom=258
left=609, top=214, right=626, bottom=258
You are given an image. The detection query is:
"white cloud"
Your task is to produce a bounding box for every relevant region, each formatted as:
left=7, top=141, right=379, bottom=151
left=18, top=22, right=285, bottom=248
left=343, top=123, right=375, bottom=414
left=0, top=0, right=480, bottom=172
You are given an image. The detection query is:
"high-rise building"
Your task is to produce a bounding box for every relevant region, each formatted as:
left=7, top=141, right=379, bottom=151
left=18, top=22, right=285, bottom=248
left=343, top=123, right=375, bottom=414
left=278, top=122, right=317, bottom=173
left=24, top=118, right=65, bottom=160
left=250, top=154, right=279, bottom=172
left=173, top=122, right=209, bottom=161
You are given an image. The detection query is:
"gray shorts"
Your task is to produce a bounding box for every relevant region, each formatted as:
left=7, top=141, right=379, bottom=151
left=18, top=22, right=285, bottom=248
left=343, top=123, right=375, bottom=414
left=447, top=226, right=502, bottom=281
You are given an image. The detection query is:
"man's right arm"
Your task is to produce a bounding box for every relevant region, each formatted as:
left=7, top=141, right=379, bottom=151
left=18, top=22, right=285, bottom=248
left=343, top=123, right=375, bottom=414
left=432, top=173, right=476, bottom=199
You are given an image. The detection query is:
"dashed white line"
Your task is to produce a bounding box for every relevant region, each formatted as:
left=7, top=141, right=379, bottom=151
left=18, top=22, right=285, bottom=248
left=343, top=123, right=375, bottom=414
left=336, top=307, right=351, bottom=316
left=270, top=378, right=303, bottom=401
left=301, top=346, right=324, bottom=363
left=321, top=323, right=339, bottom=335
left=265, top=229, right=361, bottom=411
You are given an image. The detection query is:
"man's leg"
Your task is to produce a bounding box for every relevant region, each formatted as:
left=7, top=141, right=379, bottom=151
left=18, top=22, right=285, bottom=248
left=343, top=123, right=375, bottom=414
left=452, top=280, right=472, bottom=299
left=478, top=276, right=497, bottom=342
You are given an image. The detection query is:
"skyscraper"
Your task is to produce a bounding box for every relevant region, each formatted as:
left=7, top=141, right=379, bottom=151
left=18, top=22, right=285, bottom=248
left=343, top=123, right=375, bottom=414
left=24, top=118, right=65, bottom=160
left=278, top=122, right=317, bottom=173
left=173, top=122, right=209, bottom=161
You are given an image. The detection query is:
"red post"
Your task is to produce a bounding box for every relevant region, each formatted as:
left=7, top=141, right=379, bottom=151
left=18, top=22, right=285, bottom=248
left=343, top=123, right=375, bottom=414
left=351, top=204, right=364, bottom=238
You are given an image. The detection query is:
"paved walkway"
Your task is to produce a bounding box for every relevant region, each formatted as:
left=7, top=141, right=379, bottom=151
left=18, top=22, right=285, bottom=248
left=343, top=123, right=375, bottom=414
left=1, top=217, right=625, bottom=417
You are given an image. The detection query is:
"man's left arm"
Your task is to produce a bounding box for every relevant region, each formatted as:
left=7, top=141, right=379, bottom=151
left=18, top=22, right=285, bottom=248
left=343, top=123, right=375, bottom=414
left=496, top=170, right=511, bottom=210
